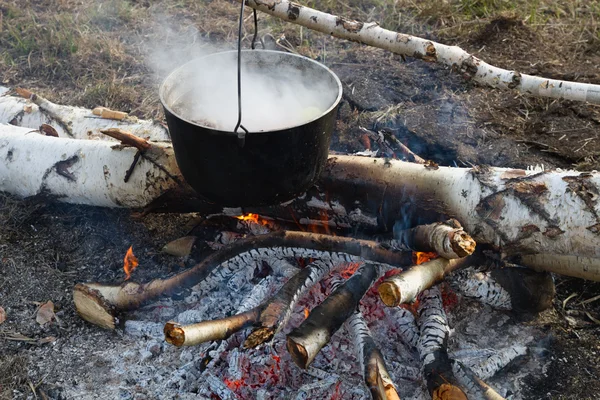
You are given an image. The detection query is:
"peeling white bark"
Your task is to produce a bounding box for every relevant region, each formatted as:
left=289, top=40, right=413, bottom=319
left=0, top=88, right=170, bottom=141
left=241, top=0, right=600, bottom=104
left=0, top=124, right=180, bottom=208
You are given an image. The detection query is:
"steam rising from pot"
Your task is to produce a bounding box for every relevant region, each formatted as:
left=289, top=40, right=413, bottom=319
left=169, top=51, right=336, bottom=132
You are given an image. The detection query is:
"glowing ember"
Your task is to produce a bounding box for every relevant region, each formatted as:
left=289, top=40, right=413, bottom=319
left=235, top=213, right=268, bottom=225
left=123, top=246, right=139, bottom=281
left=413, top=251, right=437, bottom=265
left=304, top=308, right=310, bottom=319
left=339, top=262, right=362, bottom=279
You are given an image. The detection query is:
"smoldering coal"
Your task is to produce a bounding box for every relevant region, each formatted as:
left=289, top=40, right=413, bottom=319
left=170, top=51, right=336, bottom=132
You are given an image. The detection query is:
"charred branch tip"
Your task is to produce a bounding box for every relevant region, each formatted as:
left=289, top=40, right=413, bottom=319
left=433, top=383, right=468, bottom=400
left=163, top=322, right=185, bottom=346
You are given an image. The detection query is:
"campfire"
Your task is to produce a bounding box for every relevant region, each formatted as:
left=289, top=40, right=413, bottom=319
left=2, top=1, right=600, bottom=398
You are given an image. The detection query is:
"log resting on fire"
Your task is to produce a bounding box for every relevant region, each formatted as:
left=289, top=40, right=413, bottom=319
left=347, top=310, right=400, bottom=400
left=416, top=287, right=467, bottom=400
left=451, top=360, right=506, bottom=400
left=73, top=231, right=408, bottom=329
left=391, top=219, right=476, bottom=259
left=2, top=90, right=600, bottom=280
left=238, top=0, right=600, bottom=104
left=164, top=258, right=343, bottom=347
left=378, top=257, right=470, bottom=306
left=164, top=309, right=260, bottom=346
left=286, top=264, right=377, bottom=369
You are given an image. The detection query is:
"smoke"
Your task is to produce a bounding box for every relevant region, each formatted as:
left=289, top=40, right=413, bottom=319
left=145, top=15, right=338, bottom=132
left=168, top=52, right=338, bottom=132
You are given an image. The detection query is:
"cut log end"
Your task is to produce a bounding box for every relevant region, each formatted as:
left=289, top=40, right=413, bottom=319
left=243, top=327, right=275, bottom=349
left=286, top=336, right=310, bottom=369
left=72, top=284, right=117, bottom=330
left=378, top=281, right=402, bottom=307
left=450, top=230, right=476, bottom=258
left=433, top=383, right=468, bottom=400
left=164, top=322, right=185, bottom=346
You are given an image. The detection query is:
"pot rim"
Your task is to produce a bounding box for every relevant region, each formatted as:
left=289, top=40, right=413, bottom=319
left=158, top=49, right=343, bottom=135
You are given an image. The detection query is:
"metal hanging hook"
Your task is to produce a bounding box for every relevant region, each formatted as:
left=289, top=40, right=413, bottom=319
left=233, top=4, right=259, bottom=148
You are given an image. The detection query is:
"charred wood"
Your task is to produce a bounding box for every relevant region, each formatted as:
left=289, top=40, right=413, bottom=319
left=287, top=264, right=377, bottom=369
left=416, top=287, right=467, bottom=400
left=347, top=311, right=400, bottom=400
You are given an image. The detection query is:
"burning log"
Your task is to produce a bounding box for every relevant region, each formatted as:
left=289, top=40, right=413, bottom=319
left=165, top=258, right=340, bottom=347
left=451, top=360, right=506, bottom=400
left=286, top=263, right=377, bottom=369
left=74, top=231, right=408, bottom=329
left=239, top=0, right=600, bottom=104
left=164, top=309, right=260, bottom=346
left=243, top=259, right=339, bottom=348
left=391, top=219, right=475, bottom=259
left=378, top=257, right=470, bottom=306
left=416, top=287, right=467, bottom=400
left=346, top=310, right=400, bottom=400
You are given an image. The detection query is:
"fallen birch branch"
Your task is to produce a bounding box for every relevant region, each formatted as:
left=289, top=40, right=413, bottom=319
left=239, top=0, right=600, bottom=104
left=74, top=231, right=407, bottom=329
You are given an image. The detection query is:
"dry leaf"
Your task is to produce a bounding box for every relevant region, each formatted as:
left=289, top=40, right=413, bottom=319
left=162, top=236, right=197, bottom=257
left=36, top=301, right=55, bottom=325
left=0, top=306, right=5, bottom=325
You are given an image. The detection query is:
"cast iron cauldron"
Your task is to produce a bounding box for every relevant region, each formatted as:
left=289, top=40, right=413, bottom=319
left=160, top=50, right=343, bottom=207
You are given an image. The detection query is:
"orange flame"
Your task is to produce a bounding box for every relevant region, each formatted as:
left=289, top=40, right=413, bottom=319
left=236, top=213, right=268, bottom=226
left=123, top=246, right=139, bottom=281
left=303, top=308, right=310, bottom=319
left=339, top=262, right=362, bottom=279
left=413, top=251, right=437, bottom=265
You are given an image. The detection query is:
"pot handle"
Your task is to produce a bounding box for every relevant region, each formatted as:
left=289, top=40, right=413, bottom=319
left=237, top=131, right=246, bottom=148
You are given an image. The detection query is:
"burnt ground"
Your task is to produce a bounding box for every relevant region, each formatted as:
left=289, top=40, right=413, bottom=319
left=1, top=0, right=600, bottom=399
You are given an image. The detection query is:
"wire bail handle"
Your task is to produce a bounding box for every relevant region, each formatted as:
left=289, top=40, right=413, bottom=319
left=234, top=4, right=259, bottom=148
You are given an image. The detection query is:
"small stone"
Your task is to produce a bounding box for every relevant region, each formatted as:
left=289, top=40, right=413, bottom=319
left=139, top=349, right=153, bottom=362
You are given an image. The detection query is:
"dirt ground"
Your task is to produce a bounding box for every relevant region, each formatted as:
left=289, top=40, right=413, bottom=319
left=1, top=0, right=600, bottom=399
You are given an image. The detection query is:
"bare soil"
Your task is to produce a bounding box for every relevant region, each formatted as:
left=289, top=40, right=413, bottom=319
left=1, top=0, right=600, bottom=399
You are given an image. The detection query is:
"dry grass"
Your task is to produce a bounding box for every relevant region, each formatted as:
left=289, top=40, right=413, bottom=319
left=0, top=354, right=28, bottom=400
left=0, top=0, right=598, bottom=119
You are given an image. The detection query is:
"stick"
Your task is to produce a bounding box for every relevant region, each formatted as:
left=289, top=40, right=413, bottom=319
left=100, top=128, right=151, bottom=152
left=164, top=309, right=260, bottom=346
left=392, top=219, right=476, bottom=259
left=286, top=263, right=377, bottom=369
left=519, top=253, right=600, bottom=281
left=417, top=287, right=466, bottom=400
left=243, top=259, right=339, bottom=348
left=347, top=311, right=400, bottom=400
left=164, top=259, right=339, bottom=347
left=92, top=106, right=128, bottom=121
left=239, top=0, right=600, bottom=104
left=451, top=360, right=506, bottom=400
left=73, top=231, right=407, bottom=329
left=378, top=257, right=469, bottom=306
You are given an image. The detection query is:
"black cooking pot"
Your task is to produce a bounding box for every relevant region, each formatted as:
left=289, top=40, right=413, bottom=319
left=159, top=50, right=342, bottom=207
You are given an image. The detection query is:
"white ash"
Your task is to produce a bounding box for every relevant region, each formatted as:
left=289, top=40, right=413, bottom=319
left=90, top=252, right=551, bottom=399
left=451, top=267, right=512, bottom=310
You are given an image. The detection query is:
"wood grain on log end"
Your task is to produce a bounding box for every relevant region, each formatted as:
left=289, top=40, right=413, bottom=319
left=433, top=383, right=468, bottom=400
left=72, top=284, right=117, bottom=330
left=243, top=327, right=274, bottom=349
left=378, top=281, right=402, bottom=307
left=163, top=322, right=185, bottom=346
left=449, top=230, right=476, bottom=258
left=286, top=336, right=310, bottom=369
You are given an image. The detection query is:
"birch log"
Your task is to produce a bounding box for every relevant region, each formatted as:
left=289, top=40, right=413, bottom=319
left=239, top=0, right=600, bottom=104
left=322, top=156, right=600, bottom=280
left=0, top=124, right=181, bottom=208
